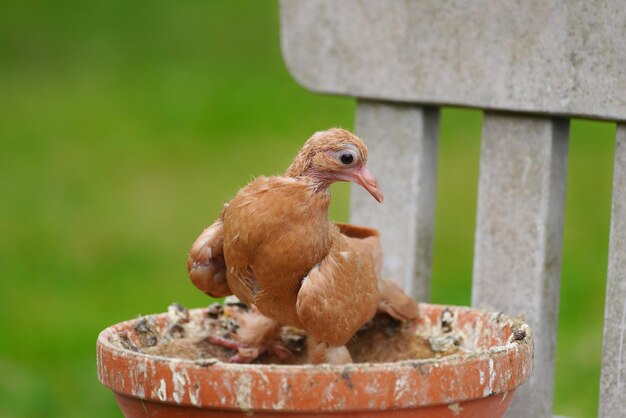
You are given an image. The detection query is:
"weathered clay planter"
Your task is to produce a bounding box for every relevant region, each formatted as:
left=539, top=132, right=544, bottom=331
left=97, top=303, right=533, bottom=417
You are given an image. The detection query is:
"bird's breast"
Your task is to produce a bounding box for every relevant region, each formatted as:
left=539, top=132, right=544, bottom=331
left=222, top=177, right=331, bottom=317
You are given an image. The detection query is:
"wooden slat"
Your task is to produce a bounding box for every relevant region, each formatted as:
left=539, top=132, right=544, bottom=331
left=599, top=124, right=626, bottom=418
left=281, top=0, right=626, bottom=121
left=351, top=100, right=439, bottom=301
left=472, top=113, right=569, bottom=418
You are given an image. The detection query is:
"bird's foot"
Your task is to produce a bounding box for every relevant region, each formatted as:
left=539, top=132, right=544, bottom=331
left=207, top=335, right=291, bottom=363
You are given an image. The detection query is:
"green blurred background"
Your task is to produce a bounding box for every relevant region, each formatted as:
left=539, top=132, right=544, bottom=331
left=0, top=1, right=616, bottom=417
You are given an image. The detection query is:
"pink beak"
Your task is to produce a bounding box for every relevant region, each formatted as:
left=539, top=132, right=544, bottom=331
left=353, top=166, right=384, bottom=203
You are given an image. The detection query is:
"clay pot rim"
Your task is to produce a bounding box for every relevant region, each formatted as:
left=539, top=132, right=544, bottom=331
left=98, top=330, right=521, bottom=371
left=97, top=303, right=534, bottom=412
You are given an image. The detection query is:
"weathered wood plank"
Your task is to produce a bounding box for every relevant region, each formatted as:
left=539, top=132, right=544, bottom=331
left=472, top=113, right=569, bottom=418
left=351, top=101, right=439, bottom=301
left=281, top=0, right=626, bottom=121
left=599, top=124, right=626, bottom=418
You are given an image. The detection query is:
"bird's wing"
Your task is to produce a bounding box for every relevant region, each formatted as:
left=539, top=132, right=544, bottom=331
left=335, top=222, right=419, bottom=322
left=335, top=222, right=382, bottom=276
left=187, top=218, right=232, bottom=297
left=377, top=278, right=420, bottom=322
left=296, top=229, right=379, bottom=346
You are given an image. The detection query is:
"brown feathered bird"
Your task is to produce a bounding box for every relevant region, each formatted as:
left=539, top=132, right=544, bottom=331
left=188, top=128, right=418, bottom=364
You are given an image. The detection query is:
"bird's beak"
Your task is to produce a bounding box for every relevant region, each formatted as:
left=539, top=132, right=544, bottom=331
left=353, top=166, right=384, bottom=203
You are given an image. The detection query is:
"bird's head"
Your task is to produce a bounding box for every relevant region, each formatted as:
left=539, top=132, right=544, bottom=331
left=285, top=128, right=383, bottom=203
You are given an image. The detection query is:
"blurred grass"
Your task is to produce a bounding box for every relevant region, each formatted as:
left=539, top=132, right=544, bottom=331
left=0, top=1, right=615, bottom=417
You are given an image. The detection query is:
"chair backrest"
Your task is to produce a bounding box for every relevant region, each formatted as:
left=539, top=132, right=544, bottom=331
left=280, top=1, right=626, bottom=417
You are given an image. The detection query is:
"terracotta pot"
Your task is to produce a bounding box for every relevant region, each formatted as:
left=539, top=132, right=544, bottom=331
left=97, top=303, right=533, bottom=417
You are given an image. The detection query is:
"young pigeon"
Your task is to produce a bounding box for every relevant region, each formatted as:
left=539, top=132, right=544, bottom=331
left=188, top=128, right=417, bottom=364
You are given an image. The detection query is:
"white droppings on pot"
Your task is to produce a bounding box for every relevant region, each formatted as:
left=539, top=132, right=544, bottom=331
left=364, top=378, right=380, bottom=395
left=259, top=372, right=270, bottom=384
left=271, top=376, right=290, bottom=410
left=448, top=402, right=463, bottom=415
left=482, top=363, right=491, bottom=398
left=499, top=391, right=509, bottom=404
left=393, top=372, right=410, bottom=403
left=154, top=378, right=167, bottom=401
left=235, top=373, right=253, bottom=412
left=460, top=316, right=484, bottom=351
left=189, top=380, right=201, bottom=407
left=96, top=349, right=105, bottom=382
left=169, top=362, right=187, bottom=404
left=130, top=360, right=147, bottom=399
left=324, top=380, right=337, bottom=404
left=214, top=374, right=231, bottom=406
left=488, top=357, right=496, bottom=396
left=115, top=371, right=125, bottom=392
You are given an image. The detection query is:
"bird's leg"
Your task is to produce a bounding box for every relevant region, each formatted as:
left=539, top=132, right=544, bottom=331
left=230, top=346, right=267, bottom=364
left=230, top=343, right=291, bottom=363
left=207, top=335, right=264, bottom=363
left=207, top=335, right=244, bottom=350
left=268, top=343, right=291, bottom=360
left=207, top=335, right=290, bottom=363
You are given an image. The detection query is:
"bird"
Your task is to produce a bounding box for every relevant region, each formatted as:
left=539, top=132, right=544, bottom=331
left=187, top=128, right=418, bottom=364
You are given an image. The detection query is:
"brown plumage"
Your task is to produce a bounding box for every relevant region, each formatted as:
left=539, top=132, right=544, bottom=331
left=188, top=128, right=418, bottom=364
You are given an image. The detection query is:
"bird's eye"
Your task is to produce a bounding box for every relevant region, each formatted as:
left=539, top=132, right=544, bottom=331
left=332, top=146, right=359, bottom=166
left=340, top=153, right=354, bottom=165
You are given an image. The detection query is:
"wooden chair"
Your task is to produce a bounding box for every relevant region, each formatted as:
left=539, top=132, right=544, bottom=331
left=279, top=1, right=626, bottom=417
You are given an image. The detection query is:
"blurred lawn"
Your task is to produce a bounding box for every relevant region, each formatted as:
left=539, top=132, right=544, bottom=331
left=0, top=2, right=616, bottom=417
